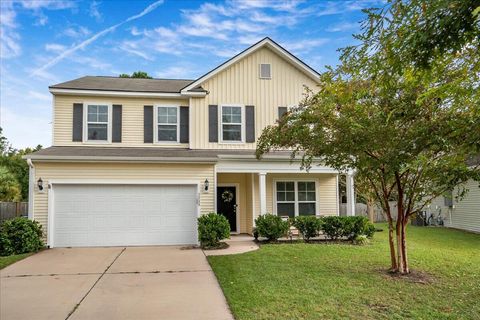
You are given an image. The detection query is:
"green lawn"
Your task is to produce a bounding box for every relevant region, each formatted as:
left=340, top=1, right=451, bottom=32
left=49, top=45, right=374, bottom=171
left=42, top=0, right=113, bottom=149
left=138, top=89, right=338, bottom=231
left=208, top=225, right=480, bottom=320
left=0, top=253, right=32, bottom=269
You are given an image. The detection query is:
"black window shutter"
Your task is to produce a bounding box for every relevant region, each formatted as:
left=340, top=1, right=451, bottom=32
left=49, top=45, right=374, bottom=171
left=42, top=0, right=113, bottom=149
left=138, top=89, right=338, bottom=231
left=72, top=103, right=83, bottom=142
left=144, top=105, right=153, bottom=143
left=208, top=105, right=218, bottom=142
left=180, top=106, right=189, bottom=143
left=245, top=105, right=255, bottom=143
left=112, top=104, right=122, bottom=143
left=278, top=106, right=288, bottom=119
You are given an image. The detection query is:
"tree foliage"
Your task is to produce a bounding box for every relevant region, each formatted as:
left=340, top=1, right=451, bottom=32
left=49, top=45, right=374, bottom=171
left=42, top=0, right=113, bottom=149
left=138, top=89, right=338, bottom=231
left=0, top=128, right=41, bottom=201
left=119, top=71, right=152, bottom=79
left=257, top=0, right=480, bottom=274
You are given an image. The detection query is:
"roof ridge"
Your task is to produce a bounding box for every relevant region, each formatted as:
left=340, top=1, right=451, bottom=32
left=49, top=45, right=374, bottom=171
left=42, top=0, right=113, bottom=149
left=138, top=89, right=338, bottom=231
left=88, top=75, right=194, bottom=81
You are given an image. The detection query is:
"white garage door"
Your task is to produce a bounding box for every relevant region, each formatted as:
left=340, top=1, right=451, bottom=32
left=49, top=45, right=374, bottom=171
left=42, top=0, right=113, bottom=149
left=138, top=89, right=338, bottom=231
left=52, top=184, right=198, bottom=247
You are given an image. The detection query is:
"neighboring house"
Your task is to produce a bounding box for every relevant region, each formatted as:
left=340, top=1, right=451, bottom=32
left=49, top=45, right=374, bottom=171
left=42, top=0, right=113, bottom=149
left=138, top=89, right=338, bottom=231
left=25, top=38, right=354, bottom=248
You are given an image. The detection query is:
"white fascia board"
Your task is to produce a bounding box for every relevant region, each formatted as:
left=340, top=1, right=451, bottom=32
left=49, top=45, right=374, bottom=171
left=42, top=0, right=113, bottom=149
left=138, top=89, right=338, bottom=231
left=26, top=155, right=217, bottom=163
left=216, top=158, right=338, bottom=174
left=181, top=38, right=320, bottom=93
left=49, top=88, right=188, bottom=99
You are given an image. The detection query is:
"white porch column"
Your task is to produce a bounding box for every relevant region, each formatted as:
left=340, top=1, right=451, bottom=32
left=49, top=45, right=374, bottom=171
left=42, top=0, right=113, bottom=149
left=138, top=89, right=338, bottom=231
left=259, top=172, right=267, bottom=215
left=346, top=173, right=355, bottom=216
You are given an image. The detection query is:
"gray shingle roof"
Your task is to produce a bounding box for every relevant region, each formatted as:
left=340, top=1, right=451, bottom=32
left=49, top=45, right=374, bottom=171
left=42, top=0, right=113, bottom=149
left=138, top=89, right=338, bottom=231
left=25, top=146, right=293, bottom=161
left=49, top=76, right=197, bottom=93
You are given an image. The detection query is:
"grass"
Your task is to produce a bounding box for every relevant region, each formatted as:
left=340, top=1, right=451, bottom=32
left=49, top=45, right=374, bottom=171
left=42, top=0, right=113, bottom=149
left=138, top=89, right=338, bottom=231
left=0, top=253, right=33, bottom=269
left=208, top=225, right=480, bottom=320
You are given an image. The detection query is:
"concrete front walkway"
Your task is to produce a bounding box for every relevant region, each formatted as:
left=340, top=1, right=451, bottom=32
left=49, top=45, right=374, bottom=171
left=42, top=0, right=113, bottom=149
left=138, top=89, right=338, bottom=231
left=0, top=247, right=233, bottom=320
left=204, top=235, right=259, bottom=256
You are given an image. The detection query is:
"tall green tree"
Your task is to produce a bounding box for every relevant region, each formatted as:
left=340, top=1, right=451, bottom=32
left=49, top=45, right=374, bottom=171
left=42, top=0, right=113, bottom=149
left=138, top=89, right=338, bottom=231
left=257, top=0, right=480, bottom=274
left=0, top=128, right=41, bottom=200
left=119, top=71, right=152, bottom=79
left=0, top=166, right=22, bottom=201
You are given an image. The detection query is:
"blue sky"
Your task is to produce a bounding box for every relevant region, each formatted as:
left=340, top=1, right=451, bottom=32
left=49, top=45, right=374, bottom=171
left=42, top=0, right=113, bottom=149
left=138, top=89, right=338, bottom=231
left=0, top=0, right=382, bottom=149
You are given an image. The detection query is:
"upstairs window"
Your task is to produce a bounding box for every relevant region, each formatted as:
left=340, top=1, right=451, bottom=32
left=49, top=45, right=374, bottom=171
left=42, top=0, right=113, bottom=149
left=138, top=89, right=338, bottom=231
left=157, top=106, right=178, bottom=142
left=259, top=63, right=271, bottom=79
left=87, top=104, right=110, bottom=141
left=221, top=105, right=243, bottom=142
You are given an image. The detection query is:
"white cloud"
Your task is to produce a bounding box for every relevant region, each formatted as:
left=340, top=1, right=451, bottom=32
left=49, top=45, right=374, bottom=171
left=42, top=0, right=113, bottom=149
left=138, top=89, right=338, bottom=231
left=45, top=43, right=67, bottom=53
left=326, top=22, right=360, bottom=32
left=27, top=90, right=51, bottom=102
left=155, top=66, right=195, bottom=79
left=89, top=1, right=103, bottom=21
left=31, top=0, right=165, bottom=77
left=282, top=38, right=330, bottom=54
left=63, top=26, right=91, bottom=38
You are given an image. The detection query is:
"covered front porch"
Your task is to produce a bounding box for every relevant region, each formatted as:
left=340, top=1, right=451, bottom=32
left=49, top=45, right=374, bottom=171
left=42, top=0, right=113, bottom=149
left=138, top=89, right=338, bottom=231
left=214, top=156, right=356, bottom=234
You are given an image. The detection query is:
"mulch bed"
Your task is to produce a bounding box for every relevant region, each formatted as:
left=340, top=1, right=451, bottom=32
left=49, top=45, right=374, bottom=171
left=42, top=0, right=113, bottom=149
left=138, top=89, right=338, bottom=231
left=380, top=269, right=435, bottom=284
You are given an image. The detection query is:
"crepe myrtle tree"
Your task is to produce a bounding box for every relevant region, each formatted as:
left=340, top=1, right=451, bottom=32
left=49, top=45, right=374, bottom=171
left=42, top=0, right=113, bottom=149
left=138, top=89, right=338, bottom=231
left=256, top=1, right=480, bottom=274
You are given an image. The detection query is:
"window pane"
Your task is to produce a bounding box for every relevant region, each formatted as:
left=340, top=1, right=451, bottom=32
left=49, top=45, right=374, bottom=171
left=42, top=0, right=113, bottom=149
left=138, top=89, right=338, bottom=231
left=158, top=107, right=167, bottom=116
left=158, top=125, right=177, bottom=141
left=277, top=191, right=285, bottom=202
left=88, top=124, right=108, bottom=140
left=88, top=113, right=97, bottom=122
left=298, top=182, right=306, bottom=191
left=298, top=191, right=307, bottom=201
left=222, top=106, right=241, bottom=124
left=286, top=191, right=295, bottom=201
left=98, top=114, right=108, bottom=122
left=306, top=182, right=315, bottom=191
left=167, top=107, right=176, bottom=116
left=158, top=115, right=168, bottom=123
left=299, top=203, right=316, bottom=216
left=285, top=182, right=295, bottom=191
left=98, top=105, right=108, bottom=114
left=277, top=203, right=295, bottom=218
left=277, top=182, right=285, bottom=191
left=306, top=192, right=316, bottom=201
left=88, top=105, right=97, bottom=114
left=223, top=124, right=241, bottom=141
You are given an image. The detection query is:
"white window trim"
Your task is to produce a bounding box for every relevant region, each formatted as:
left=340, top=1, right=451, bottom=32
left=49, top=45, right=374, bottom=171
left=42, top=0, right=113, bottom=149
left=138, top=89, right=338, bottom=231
left=273, top=179, right=320, bottom=217
left=259, top=63, right=272, bottom=79
left=219, top=104, right=245, bottom=144
left=83, top=102, right=112, bottom=144
left=154, top=105, right=180, bottom=144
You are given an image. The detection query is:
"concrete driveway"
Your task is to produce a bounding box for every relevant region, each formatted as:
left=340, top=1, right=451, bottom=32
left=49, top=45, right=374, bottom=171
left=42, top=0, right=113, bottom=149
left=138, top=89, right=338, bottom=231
left=0, top=247, right=233, bottom=320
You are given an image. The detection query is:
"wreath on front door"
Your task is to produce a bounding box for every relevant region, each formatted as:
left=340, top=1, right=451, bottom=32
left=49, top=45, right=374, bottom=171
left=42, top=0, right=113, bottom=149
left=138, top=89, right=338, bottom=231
left=221, top=190, right=234, bottom=203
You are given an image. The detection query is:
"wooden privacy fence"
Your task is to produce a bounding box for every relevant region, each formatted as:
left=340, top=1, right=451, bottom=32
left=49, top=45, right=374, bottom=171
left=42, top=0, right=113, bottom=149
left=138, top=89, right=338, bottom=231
left=0, top=202, right=28, bottom=223
left=339, top=202, right=398, bottom=222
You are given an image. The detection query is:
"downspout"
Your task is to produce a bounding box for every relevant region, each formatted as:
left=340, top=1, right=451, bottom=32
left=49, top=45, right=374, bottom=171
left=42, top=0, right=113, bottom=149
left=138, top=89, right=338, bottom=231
left=27, top=159, right=35, bottom=220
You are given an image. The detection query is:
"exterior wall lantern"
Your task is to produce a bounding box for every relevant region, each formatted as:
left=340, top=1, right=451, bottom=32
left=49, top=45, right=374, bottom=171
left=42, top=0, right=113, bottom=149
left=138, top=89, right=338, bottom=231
left=37, top=178, right=44, bottom=192
left=204, top=179, right=209, bottom=192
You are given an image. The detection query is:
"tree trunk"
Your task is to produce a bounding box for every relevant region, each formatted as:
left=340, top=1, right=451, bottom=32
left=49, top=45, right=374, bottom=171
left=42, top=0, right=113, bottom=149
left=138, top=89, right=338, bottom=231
left=367, top=197, right=375, bottom=222
left=401, top=218, right=409, bottom=273
left=384, top=203, right=397, bottom=272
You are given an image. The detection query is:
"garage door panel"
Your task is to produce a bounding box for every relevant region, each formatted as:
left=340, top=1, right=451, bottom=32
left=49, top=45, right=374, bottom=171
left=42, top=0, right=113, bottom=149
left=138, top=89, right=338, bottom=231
left=53, top=184, right=198, bottom=247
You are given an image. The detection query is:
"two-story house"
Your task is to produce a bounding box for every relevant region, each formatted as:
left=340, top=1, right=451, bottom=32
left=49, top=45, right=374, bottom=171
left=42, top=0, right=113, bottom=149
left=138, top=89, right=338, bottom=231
left=26, top=37, right=355, bottom=247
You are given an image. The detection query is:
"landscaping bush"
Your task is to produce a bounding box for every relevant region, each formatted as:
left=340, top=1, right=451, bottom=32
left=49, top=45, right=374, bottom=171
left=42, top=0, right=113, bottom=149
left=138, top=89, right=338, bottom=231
left=255, top=214, right=289, bottom=241
left=197, top=213, right=230, bottom=249
left=321, top=216, right=375, bottom=241
left=348, top=216, right=376, bottom=239
left=0, top=217, right=44, bottom=256
left=321, top=216, right=346, bottom=240
left=292, top=216, right=323, bottom=242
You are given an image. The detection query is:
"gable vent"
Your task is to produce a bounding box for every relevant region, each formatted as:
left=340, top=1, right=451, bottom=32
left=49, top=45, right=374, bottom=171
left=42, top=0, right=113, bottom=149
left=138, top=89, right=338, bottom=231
left=259, top=63, right=271, bottom=79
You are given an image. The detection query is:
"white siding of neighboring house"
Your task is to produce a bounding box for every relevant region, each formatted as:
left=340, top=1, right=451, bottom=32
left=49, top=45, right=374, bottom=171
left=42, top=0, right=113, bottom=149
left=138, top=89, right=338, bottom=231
left=451, top=179, right=480, bottom=233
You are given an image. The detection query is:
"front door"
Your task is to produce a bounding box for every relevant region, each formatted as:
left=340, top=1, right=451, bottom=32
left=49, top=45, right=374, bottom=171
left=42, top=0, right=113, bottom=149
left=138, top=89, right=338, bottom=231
left=217, top=186, right=237, bottom=232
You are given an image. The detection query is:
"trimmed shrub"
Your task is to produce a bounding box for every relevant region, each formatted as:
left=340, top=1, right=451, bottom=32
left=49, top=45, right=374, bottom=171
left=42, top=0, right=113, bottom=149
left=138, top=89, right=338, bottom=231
left=197, top=213, right=230, bottom=249
left=321, top=216, right=346, bottom=240
left=255, top=214, right=289, bottom=241
left=0, top=217, right=44, bottom=256
left=292, top=216, right=323, bottom=242
left=343, top=216, right=376, bottom=240
left=321, top=216, right=376, bottom=241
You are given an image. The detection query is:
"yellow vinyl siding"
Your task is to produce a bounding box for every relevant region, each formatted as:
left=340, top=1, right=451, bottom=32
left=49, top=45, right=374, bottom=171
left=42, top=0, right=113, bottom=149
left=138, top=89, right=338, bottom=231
left=190, top=46, right=319, bottom=149
left=452, top=180, right=480, bottom=233
left=53, top=95, right=189, bottom=147
left=33, top=162, right=215, bottom=241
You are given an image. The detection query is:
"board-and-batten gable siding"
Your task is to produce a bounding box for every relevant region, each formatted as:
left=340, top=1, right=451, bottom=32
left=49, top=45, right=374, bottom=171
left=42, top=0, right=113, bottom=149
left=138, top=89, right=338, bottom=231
left=190, top=46, right=319, bottom=150
left=32, top=162, right=215, bottom=240
left=52, top=95, right=188, bottom=147
left=452, top=179, right=480, bottom=233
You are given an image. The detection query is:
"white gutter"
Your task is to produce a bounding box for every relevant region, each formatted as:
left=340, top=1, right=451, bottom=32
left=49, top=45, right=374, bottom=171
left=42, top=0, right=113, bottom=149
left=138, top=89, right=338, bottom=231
left=25, top=155, right=218, bottom=163
left=27, top=159, right=35, bottom=220
left=49, top=88, right=188, bottom=99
